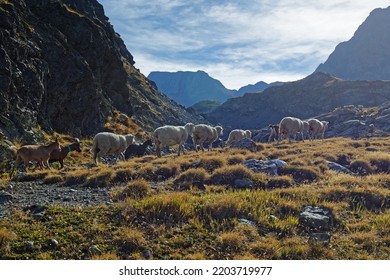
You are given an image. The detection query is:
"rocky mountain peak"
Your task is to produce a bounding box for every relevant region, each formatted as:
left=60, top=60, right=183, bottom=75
left=315, top=6, right=390, bottom=80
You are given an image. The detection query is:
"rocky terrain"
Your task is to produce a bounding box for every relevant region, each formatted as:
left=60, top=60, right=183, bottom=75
left=315, top=6, right=390, bottom=80
left=0, top=0, right=204, bottom=142
left=208, top=72, right=390, bottom=133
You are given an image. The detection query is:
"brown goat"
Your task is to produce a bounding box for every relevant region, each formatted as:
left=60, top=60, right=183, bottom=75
left=11, top=138, right=61, bottom=176
left=49, top=138, right=81, bottom=169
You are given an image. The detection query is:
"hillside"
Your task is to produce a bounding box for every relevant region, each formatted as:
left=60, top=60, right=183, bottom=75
left=208, top=72, right=390, bottom=132
left=315, top=6, right=390, bottom=80
left=0, top=0, right=203, bottom=142
left=1, top=136, right=390, bottom=259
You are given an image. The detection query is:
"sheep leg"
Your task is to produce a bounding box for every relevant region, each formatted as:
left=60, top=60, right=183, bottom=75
left=156, top=145, right=162, bottom=158
left=59, top=159, right=64, bottom=169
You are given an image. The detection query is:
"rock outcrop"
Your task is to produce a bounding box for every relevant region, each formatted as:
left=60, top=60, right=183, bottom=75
left=0, top=0, right=203, bottom=141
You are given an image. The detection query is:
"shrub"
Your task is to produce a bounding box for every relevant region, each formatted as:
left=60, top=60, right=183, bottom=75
left=113, top=168, right=134, bottom=183
left=368, top=153, right=390, bottom=173
left=349, top=159, right=374, bottom=175
left=43, top=174, right=64, bottom=184
left=0, top=227, right=15, bottom=256
left=173, top=168, right=208, bottom=190
left=114, top=228, right=147, bottom=253
left=209, top=165, right=255, bottom=186
left=199, top=157, right=225, bottom=173
left=279, top=165, right=320, bottom=183
left=84, top=170, right=114, bottom=188
left=267, top=175, right=294, bottom=189
left=64, top=170, right=89, bottom=186
left=203, top=195, right=243, bottom=221
left=220, top=231, right=246, bottom=252
left=112, top=179, right=151, bottom=201
left=227, top=155, right=245, bottom=165
left=154, top=164, right=180, bottom=180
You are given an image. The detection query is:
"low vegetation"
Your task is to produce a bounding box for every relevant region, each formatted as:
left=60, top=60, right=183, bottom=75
left=1, top=136, right=390, bottom=259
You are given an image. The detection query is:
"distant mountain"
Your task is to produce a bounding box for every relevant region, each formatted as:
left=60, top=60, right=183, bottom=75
left=148, top=70, right=276, bottom=107
left=236, top=81, right=283, bottom=95
left=207, top=72, right=390, bottom=132
left=148, top=70, right=234, bottom=107
left=315, top=6, right=390, bottom=80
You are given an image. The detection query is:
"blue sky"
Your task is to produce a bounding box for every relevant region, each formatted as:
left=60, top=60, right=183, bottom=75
left=98, top=0, right=389, bottom=89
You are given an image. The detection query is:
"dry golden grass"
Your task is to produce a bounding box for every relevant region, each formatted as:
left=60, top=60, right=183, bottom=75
left=3, top=135, right=390, bottom=260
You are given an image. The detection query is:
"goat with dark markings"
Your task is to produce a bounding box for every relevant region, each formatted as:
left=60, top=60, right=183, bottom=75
left=49, top=138, right=82, bottom=169
left=124, top=139, right=153, bottom=159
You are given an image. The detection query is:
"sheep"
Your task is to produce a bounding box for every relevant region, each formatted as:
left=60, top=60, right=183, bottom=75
left=91, top=132, right=135, bottom=164
left=308, top=119, right=329, bottom=140
left=124, top=139, right=153, bottom=159
left=302, top=120, right=310, bottom=140
left=268, top=124, right=280, bottom=143
left=225, top=129, right=251, bottom=146
left=192, top=124, right=223, bottom=152
left=153, top=123, right=195, bottom=157
left=278, top=117, right=305, bottom=143
left=49, top=138, right=82, bottom=169
left=11, top=138, right=61, bottom=176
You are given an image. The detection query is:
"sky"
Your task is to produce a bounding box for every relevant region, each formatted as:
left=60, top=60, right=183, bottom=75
left=98, top=0, right=389, bottom=90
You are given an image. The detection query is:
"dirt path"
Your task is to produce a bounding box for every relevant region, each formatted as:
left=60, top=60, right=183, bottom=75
left=0, top=180, right=112, bottom=219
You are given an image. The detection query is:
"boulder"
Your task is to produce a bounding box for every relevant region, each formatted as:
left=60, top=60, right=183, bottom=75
left=299, top=206, right=334, bottom=231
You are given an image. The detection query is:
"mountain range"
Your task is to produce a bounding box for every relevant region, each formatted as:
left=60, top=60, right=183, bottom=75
left=148, top=70, right=281, bottom=107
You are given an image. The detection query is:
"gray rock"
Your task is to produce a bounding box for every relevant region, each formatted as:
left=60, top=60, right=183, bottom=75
left=238, top=218, right=256, bottom=226
left=88, top=245, right=102, bottom=255
left=230, top=138, right=258, bottom=152
left=309, top=232, right=331, bottom=245
left=49, top=239, right=59, bottom=248
left=244, top=159, right=286, bottom=176
left=234, top=179, right=254, bottom=189
left=142, top=249, right=152, bottom=259
left=299, top=206, right=334, bottom=231
left=327, top=161, right=355, bottom=175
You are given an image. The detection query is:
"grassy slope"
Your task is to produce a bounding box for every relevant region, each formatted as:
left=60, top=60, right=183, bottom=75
left=1, top=137, right=390, bottom=260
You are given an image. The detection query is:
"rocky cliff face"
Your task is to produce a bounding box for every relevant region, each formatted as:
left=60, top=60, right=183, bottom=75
left=0, top=0, right=203, bottom=141
left=315, top=6, right=390, bottom=80
left=208, top=72, right=390, bottom=132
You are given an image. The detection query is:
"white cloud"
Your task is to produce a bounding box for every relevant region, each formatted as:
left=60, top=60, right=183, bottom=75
left=99, top=0, right=389, bottom=89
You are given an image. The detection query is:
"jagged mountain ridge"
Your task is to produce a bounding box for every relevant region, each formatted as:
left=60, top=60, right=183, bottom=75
left=315, top=6, right=390, bottom=80
left=208, top=72, right=390, bottom=132
left=148, top=70, right=277, bottom=107
left=0, top=0, right=203, bottom=140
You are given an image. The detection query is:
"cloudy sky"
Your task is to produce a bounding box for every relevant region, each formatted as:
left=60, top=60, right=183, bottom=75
left=99, top=0, right=389, bottom=89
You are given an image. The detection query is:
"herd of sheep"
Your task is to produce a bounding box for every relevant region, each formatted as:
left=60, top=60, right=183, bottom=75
left=11, top=117, right=329, bottom=173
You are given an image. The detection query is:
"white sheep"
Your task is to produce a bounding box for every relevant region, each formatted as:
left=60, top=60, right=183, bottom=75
left=91, top=132, right=135, bottom=164
left=192, top=124, right=223, bottom=152
left=278, top=117, right=305, bottom=143
left=302, top=120, right=310, bottom=140
left=308, top=119, right=329, bottom=140
left=226, top=129, right=251, bottom=146
left=153, top=123, right=195, bottom=157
